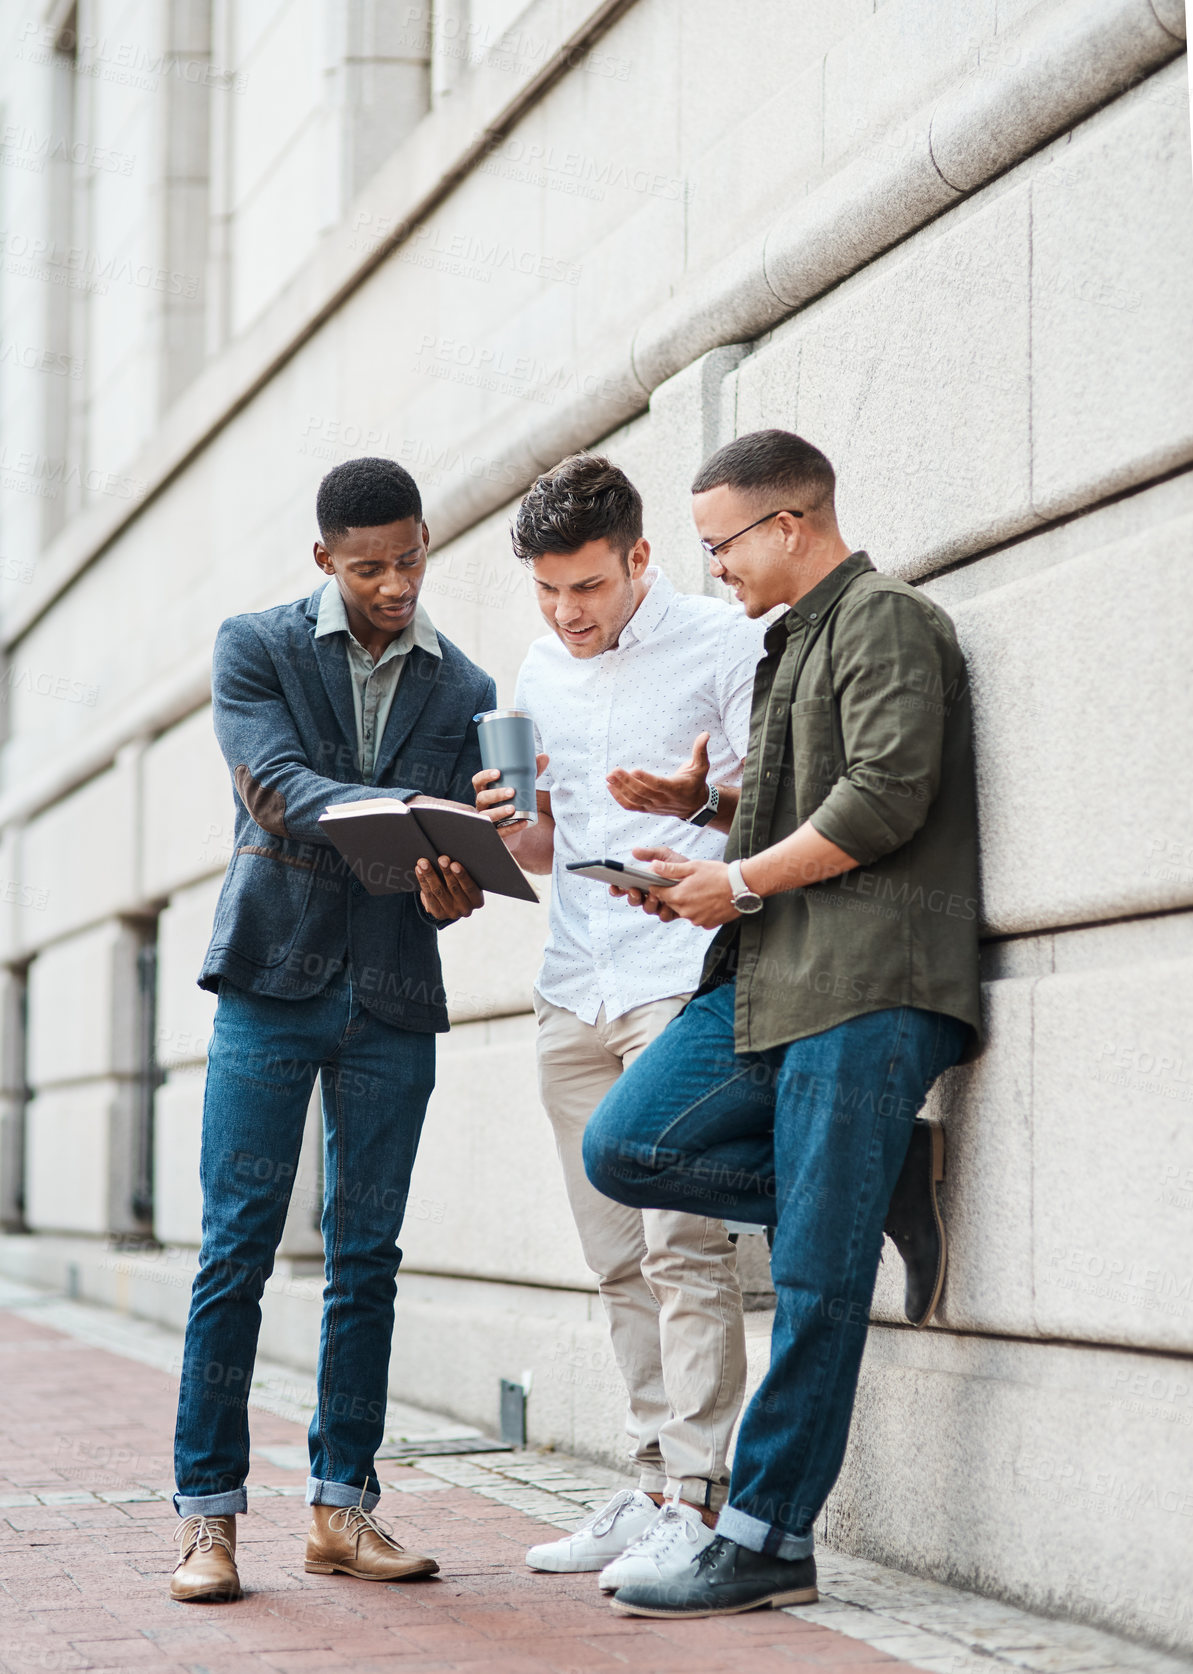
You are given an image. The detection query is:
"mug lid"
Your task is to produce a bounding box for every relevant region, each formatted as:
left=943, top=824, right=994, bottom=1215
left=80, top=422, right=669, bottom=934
left=474, top=708, right=532, bottom=722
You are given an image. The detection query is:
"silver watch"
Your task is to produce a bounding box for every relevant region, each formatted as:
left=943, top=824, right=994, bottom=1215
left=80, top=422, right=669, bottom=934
left=727, top=859, right=764, bottom=914
left=689, top=784, right=720, bottom=827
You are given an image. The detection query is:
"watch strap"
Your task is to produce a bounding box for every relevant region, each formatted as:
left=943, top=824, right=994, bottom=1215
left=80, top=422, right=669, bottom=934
left=688, top=783, right=720, bottom=827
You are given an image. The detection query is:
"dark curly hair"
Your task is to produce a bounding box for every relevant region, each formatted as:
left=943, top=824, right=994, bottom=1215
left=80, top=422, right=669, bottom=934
left=316, top=457, right=422, bottom=547
left=511, top=453, right=643, bottom=568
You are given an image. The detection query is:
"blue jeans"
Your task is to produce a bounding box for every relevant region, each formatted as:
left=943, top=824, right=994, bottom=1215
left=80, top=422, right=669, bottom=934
left=173, top=974, right=435, bottom=1517
left=583, top=986, right=966, bottom=1560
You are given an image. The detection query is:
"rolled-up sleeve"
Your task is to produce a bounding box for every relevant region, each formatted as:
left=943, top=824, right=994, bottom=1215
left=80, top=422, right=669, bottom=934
left=808, top=591, right=947, bottom=865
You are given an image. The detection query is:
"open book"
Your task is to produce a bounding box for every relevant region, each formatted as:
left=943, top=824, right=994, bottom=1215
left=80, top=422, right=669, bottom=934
left=318, top=797, right=539, bottom=903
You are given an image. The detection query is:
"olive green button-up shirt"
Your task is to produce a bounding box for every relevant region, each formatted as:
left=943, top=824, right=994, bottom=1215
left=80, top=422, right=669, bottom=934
left=703, top=552, right=981, bottom=1054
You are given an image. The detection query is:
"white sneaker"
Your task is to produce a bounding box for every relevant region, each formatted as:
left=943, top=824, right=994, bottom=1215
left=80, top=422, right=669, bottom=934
left=525, top=1488, right=660, bottom=1573
left=598, top=1495, right=716, bottom=1592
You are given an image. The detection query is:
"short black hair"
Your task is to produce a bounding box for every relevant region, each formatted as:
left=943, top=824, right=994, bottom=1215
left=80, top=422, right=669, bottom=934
left=511, top=453, right=643, bottom=567
left=691, top=429, right=836, bottom=518
left=316, top=456, right=422, bottom=547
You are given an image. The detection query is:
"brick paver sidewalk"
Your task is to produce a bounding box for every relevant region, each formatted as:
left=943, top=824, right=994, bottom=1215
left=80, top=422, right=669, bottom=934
left=0, top=1304, right=914, bottom=1674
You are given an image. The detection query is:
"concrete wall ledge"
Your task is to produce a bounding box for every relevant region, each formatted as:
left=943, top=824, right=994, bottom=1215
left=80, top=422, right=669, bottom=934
left=0, top=4, right=1185, bottom=844
left=0, top=646, right=211, bottom=838
left=0, top=0, right=638, bottom=653
left=462, top=0, right=1186, bottom=537
left=2, top=0, right=1182, bottom=681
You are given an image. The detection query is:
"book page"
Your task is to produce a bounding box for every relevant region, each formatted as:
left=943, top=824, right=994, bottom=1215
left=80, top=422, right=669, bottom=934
left=321, top=797, right=410, bottom=819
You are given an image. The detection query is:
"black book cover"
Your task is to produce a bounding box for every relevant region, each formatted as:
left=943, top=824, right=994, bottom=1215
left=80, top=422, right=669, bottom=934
left=318, top=799, right=539, bottom=903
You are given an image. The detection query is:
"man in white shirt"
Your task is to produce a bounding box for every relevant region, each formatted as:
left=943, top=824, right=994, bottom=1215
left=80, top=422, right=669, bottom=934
left=473, top=454, right=765, bottom=1593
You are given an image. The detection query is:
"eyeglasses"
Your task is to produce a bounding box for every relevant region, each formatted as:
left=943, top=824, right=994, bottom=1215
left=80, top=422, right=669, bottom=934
left=699, top=508, right=803, bottom=558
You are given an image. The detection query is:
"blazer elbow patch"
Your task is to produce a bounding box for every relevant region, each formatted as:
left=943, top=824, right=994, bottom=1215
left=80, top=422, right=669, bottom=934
left=234, top=765, right=290, bottom=838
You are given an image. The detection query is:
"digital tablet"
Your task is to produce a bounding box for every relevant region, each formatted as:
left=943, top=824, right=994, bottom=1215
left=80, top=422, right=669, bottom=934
left=566, top=859, right=678, bottom=890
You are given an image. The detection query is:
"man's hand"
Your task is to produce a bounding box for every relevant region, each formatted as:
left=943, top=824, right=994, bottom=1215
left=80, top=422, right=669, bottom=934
left=612, top=846, right=740, bottom=930
left=606, top=844, right=739, bottom=929
left=606, top=843, right=681, bottom=920
left=473, top=754, right=549, bottom=836
left=416, top=855, right=484, bottom=921
left=606, top=732, right=711, bottom=819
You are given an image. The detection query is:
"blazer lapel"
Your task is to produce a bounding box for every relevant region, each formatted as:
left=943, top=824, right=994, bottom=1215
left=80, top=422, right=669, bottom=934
left=306, top=589, right=359, bottom=763
left=373, top=645, right=440, bottom=784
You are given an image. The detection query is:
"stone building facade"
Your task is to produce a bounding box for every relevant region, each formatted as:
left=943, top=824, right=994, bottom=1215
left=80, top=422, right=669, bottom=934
left=0, top=0, right=1190, bottom=1656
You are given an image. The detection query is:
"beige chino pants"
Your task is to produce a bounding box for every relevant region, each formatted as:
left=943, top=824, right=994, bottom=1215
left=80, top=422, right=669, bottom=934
left=534, top=990, right=747, bottom=1509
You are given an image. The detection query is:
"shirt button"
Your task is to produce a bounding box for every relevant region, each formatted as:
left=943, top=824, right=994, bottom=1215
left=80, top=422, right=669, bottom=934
left=808, top=611, right=818, bottom=621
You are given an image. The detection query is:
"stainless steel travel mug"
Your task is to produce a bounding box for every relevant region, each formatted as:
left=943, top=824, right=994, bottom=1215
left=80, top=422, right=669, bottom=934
left=475, top=708, right=539, bottom=825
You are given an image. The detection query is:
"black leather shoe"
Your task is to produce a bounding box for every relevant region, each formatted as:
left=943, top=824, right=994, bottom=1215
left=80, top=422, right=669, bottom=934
left=610, top=1535, right=817, bottom=1618
left=884, top=1118, right=946, bottom=1328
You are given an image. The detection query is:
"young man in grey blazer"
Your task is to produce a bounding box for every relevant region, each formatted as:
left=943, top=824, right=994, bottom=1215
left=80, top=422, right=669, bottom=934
left=170, top=458, right=490, bottom=1603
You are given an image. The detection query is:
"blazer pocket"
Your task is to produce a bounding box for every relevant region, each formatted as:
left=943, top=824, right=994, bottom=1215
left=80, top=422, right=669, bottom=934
left=391, top=733, right=464, bottom=799
left=416, top=729, right=466, bottom=751
left=210, top=849, right=317, bottom=968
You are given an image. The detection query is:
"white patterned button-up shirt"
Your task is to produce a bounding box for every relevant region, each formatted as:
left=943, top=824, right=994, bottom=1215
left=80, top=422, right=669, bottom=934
left=515, top=566, right=765, bottom=1023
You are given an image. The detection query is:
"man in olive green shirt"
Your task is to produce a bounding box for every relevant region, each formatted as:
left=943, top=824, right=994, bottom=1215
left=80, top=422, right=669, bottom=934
left=583, top=430, right=979, bottom=1619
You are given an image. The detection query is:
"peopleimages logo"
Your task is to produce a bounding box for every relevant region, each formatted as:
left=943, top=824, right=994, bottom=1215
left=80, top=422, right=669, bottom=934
left=0, top=231, right=200, bottom=300
left=352, top=214, right=582, bottom=287
left=0, top=444, right=145, bottom=504
left=0, top=338, right=83, bottom=380
left=16, top=21, right=249, bottom=93
left=0, top=123, right=136, bottom=176
left=412, top=333, right=626, bottom=409
left=475, top=132, right=691, bottom=204
left=0, top=663, right=99, bottom=707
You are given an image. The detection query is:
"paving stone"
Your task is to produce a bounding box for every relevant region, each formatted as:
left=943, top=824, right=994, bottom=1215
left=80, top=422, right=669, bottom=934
left=67, top=1640, right=166, bottom=1666
left=0, top=1297, right=1173, bottom=1673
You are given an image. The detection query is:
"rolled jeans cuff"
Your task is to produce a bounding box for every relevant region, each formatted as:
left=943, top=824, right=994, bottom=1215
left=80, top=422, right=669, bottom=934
left=173, top=1487, right=247, bottom=1518
left=306, top=1476, right=380, bottom=1512
left=716, top=1502, right=814, bottom=1561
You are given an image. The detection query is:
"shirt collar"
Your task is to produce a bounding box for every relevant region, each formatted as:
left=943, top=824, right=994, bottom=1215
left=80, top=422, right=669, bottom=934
left=783, top=551, right=875, bottom=636
left=314, top=579, right=441, bottom=659
left=616, top=565, right=675, bottom=648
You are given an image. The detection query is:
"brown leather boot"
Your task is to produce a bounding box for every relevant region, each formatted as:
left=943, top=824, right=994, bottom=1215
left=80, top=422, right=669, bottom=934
left=170, top=1514, right=242, bottom=1602
left=305, top=1491, right=438, bottom=1581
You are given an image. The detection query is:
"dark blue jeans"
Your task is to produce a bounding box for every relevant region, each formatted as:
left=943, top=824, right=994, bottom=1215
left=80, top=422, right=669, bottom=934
left=173, top=974, right=434, bottom=1517
left=583, top=985, right=966, bottom=1560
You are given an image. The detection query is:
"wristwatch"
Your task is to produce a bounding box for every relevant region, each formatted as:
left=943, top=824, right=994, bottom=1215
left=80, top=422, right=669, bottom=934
left=727, top=859, right=764, bottom=914
left=689, top=784, right=720, bottom=827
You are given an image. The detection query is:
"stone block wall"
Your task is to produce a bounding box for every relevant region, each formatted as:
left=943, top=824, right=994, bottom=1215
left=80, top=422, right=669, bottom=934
left=0, top=0, right=1189, bottom=1653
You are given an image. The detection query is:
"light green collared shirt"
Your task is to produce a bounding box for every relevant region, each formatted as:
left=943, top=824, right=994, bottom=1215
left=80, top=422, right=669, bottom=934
left=314, top=581, right=442, bottom=781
